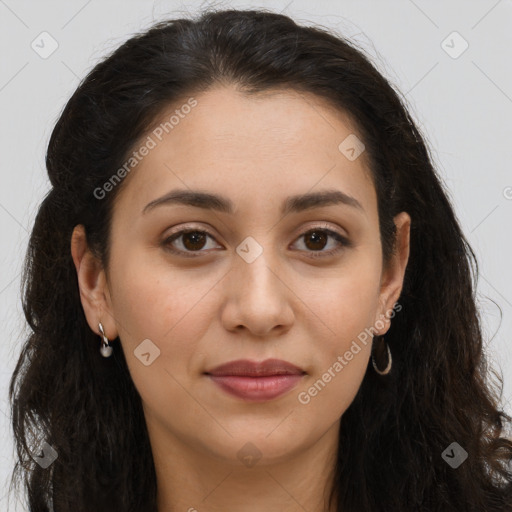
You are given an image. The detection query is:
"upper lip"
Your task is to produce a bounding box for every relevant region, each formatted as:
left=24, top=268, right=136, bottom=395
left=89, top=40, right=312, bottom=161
left=205, top=358, right=306, bottom=377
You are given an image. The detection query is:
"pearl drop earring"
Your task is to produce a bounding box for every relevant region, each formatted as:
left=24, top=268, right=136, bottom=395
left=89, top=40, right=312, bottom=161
left=98, top=322, right=113, bottom=357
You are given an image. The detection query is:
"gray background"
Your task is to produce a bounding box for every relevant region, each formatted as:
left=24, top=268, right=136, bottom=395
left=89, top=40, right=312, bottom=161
left=1, top=0, right=511, bottom=509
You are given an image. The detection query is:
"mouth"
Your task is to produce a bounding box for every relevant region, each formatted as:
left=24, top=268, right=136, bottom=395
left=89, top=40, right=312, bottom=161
left=204, top=358, right=306, bottom=402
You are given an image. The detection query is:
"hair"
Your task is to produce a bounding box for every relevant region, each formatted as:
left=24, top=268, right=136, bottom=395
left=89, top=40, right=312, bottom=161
left=8, top=7, right=512, bottom=512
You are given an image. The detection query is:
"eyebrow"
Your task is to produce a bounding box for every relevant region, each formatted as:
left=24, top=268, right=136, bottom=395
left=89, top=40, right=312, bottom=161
left=142, top=188, right=364, bottom=216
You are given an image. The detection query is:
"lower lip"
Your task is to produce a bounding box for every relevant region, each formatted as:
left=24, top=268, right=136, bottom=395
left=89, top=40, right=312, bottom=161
left=206, top=374, right=304, bottom=401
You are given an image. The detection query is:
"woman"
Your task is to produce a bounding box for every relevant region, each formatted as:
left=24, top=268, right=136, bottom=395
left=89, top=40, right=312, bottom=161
left=8, top=7, right=512, bottom=512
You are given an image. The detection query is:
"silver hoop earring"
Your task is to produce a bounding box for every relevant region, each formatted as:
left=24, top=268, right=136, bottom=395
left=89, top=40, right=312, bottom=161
left=98, top=322, right=113, bottom=358
left=372, top=338, right=392, bottom=375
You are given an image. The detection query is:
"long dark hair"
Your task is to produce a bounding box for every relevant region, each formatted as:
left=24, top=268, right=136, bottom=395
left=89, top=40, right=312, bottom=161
left=8, top=8, right=512, bottom=511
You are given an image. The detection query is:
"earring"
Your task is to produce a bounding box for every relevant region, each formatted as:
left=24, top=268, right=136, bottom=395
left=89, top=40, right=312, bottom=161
left=371, top=337, right=392, bottom=375
left=98, top=322, right=113, bottom=358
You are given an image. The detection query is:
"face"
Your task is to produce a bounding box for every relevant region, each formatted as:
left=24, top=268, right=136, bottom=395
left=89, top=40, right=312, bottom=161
left=73, top=85, right=410, bottom=469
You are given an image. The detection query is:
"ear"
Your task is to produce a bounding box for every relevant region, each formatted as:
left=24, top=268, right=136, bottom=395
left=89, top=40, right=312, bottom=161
left=70, top=224, right=118, bottom=341
left=374, top=211, right=411, bottom=334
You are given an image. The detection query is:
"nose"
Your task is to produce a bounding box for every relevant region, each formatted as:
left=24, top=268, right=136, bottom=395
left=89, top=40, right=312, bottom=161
left=220, top=249, right=295, bottom=338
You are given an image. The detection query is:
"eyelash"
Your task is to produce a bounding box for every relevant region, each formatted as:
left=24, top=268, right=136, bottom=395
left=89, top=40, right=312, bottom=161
left=162, top=224, right=351, bottom=259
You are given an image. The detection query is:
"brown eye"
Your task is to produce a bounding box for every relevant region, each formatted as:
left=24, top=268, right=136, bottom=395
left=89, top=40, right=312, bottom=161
left=163, top=229, right=220, bottom=257
left=292, top=227, right=350, bottom=259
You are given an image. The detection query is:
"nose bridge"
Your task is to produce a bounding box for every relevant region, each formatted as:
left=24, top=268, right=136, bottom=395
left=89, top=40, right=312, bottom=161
left=235, top=235, right=283, bottom=302
left=223, top=234, right=294, bottom=335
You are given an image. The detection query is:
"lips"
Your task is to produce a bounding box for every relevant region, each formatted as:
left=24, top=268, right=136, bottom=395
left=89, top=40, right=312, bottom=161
left=204, top=358, right=306, bottom=402
left=205, top=358, right=305, bottom=377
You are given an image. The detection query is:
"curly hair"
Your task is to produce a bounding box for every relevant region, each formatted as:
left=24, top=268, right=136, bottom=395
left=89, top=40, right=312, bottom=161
left=8, top=7, right=512, bottom=511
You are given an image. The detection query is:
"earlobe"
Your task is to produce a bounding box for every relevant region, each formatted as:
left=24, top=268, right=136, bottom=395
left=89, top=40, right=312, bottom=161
left=70, top=225, right=118, bottom=340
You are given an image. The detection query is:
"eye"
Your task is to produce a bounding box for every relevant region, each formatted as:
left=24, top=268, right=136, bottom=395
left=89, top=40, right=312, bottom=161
left=162, top=225, right=351, bottom=258
left=162, top=228, right=221, bottom=257
left=291, top=226, right=350, bottom=259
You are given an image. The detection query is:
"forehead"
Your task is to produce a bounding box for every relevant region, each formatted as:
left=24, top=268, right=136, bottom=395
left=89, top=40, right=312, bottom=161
left=113, top=85, right=376, bottom=220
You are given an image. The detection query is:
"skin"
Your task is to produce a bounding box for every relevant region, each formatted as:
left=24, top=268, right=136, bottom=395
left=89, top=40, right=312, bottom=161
left=71, top=85, right=410, bottom=512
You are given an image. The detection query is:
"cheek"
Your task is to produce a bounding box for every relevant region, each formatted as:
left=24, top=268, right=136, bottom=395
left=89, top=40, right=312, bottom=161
left=106, top=248, right=213, bottom=378
left=108, top=245, right=214, bottom=341
left=309, top=254, right=382, bottom=350
left=108, top=258, right=216, bottom=416
left=325, top=283, right=376, bottom=365
left=294, top=260, right=380, bottom=415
